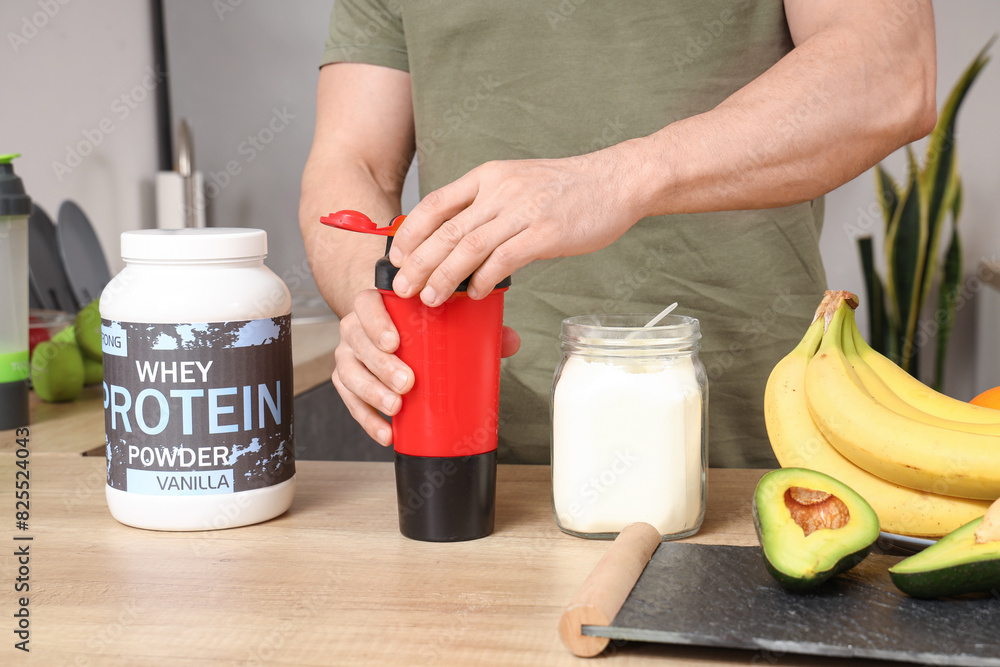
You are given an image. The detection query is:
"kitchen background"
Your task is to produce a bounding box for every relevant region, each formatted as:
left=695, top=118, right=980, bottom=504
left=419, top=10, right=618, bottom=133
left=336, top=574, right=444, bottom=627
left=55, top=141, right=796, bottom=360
left=3, top=0, right=1000, bottom=401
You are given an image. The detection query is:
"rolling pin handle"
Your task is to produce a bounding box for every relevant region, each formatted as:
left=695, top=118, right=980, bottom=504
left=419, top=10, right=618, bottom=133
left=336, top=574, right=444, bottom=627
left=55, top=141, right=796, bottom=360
left=559, top=522, right=662, bottom=657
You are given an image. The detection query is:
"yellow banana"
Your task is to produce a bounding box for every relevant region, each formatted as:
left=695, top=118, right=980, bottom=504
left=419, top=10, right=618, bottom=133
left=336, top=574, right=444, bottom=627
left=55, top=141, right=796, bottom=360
left=764, top=311, right=990, bottom=537
left=850, top=324, right=1000, bottom=425
left=841, top=310, right=1000, bottom=435
left=805, top=301, right=1000, bottom=500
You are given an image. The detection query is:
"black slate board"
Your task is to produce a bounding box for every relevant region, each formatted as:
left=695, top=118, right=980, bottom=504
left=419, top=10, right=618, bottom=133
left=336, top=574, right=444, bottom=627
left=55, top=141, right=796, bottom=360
left=583, top=543, right=1000, bottom=666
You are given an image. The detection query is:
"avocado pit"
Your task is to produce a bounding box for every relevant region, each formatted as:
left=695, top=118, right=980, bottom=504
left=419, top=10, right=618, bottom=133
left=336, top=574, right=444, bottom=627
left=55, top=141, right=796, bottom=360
left=784, top=486, right=850, bottom=537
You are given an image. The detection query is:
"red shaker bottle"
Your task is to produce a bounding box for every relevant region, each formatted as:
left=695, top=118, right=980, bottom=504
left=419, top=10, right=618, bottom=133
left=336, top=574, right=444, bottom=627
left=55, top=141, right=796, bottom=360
left=321, top=210, right=510, bottom=541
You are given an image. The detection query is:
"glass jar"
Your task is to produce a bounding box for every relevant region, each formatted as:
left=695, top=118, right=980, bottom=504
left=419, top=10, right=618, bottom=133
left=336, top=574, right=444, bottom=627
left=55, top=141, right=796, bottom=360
left=551, top=314, right=707, bottom=539
left=100, top=228, right=295, bottom=531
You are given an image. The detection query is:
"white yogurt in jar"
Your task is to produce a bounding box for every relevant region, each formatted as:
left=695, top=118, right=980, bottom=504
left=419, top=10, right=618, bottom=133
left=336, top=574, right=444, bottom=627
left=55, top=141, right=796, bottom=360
left=551, top=315, right=706, bottom=539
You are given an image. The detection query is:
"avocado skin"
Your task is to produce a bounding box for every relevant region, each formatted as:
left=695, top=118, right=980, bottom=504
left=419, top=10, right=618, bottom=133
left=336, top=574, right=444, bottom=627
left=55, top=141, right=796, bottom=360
left=889, top=560, right=1000, bottom=599
left=889, top=518, right=1000, bottom=598
left=753, top=493, right=874, bottom=591
left=753, top=468, right=879, bottom=591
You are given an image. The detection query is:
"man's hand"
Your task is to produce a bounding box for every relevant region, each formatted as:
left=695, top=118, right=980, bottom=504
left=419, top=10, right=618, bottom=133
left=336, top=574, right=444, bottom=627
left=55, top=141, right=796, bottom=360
left=387, top=148, right=644, bottom=306
left=383, top=0, right=936, bottom=308
left=333, top=290, right=521, bottom=446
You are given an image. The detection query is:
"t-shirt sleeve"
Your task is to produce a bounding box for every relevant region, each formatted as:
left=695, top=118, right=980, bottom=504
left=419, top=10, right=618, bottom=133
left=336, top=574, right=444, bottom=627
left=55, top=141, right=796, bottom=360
left=320, top=0, right=408, bottom=72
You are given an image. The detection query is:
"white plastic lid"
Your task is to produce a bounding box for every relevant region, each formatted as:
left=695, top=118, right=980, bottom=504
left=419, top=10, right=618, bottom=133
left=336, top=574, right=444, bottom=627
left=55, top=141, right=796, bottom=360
left=120, top=228, right=267, bottom=261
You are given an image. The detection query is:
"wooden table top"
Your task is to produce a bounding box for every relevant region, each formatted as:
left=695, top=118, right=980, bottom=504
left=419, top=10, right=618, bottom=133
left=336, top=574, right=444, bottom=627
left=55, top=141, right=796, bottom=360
left=3, top=456, right=783, bottom=666
left=0, top=318, right=907, bottom=665
left=0, top=319, right=339, bottom=456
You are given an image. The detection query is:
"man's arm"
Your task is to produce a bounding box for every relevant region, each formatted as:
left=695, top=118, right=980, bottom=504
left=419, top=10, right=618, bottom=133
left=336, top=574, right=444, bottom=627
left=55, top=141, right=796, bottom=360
left=299, top=62, right=415, bottom=317
left=299, top=63, right=416, bottom=445
left=632, top=0, right=937, bottom=215
left=385, top=0, right=937, bottom=307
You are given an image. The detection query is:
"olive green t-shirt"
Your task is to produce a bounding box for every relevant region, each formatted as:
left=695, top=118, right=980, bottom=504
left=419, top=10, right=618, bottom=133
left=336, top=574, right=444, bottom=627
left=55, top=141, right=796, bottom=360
left=321, top=0, right=827, bottom=467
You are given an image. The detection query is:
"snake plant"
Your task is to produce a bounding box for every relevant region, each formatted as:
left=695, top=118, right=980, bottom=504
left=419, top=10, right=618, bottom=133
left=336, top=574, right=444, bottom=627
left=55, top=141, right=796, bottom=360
left=857, top=40, right=992, bottom=390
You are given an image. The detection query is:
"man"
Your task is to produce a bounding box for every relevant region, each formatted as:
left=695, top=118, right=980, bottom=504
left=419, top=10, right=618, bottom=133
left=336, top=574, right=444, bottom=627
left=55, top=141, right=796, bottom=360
left=299, top=0, right=936, bottom=467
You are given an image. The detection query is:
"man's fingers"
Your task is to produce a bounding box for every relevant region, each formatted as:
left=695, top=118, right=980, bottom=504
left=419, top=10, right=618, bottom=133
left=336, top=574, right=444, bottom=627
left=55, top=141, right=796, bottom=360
left=331, top=368, right=394, bottom=446
left=354, top=289, right=400, bottom=352
left=342, top=319, right=413, bottom=398
left=409, top=208, right=511, bottom=305
left=500, top=326, right=521, bottom=358
left=334, top=332, right=402, bottom=411
left=463, top=230, right=540, bottom=300
left=389, top=171, right=480, bottom=267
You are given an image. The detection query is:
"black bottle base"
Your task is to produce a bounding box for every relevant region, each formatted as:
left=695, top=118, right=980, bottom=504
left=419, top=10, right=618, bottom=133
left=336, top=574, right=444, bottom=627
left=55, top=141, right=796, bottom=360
left=394, top=450, right=496, bottom=542
left=0, top=381, right=29, bottom=431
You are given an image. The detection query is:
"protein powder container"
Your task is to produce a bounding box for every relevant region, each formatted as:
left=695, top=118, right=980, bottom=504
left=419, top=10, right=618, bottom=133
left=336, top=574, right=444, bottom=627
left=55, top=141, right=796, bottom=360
left=101, top=228, right=295, bottom=531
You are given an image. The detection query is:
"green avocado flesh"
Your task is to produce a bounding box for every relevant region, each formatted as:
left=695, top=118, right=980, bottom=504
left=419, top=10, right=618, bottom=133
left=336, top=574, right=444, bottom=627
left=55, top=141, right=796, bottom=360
left=889, top=517, right=1000, bottom=598
left=753, top=468, right=880, bottom=590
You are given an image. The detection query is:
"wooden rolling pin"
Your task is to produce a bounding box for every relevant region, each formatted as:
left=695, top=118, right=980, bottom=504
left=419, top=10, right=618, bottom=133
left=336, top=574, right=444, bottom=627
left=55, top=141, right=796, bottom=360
left=559, top=522, right=662, bottom=657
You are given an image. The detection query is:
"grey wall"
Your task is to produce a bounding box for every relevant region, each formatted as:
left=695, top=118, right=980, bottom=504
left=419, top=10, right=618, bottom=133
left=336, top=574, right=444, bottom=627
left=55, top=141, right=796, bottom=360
left=2, top=0, right=160, bottom=274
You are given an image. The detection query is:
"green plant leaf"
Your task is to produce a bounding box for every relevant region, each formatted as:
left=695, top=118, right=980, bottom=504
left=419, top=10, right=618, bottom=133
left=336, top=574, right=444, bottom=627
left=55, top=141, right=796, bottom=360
left=885, top=151, right=927, bottom=374
left=952, top=175, right=964, bottom=222
left=857, top=236, right=888, bottom=355
left=922, top=38, right=992, bottom=210
left=934, top=224, right=963, bottom=392
left=874, top=165, right=900, bottom=238
left=918, top=39, right=990, bottom=322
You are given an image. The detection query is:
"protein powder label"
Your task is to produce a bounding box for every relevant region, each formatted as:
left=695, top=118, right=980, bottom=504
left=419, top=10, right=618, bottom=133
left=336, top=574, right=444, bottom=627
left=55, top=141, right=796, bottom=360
left=103, top=316, right=294, bottom=496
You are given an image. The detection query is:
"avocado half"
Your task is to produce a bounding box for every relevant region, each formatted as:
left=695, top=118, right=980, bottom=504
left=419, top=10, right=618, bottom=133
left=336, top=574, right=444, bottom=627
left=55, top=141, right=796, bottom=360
left=753, top=468, right=880, bottom=590
left=889, top=515, right=1000, bottom=598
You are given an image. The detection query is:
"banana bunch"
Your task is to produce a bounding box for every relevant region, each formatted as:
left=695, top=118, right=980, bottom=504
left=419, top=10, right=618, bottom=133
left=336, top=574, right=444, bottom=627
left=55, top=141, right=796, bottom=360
left=765, top=290, right=996, bottom=538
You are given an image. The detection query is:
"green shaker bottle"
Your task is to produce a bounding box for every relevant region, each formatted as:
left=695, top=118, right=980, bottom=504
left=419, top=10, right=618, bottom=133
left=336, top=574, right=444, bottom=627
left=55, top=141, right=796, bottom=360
left=0, top=154, right=32, bottom=429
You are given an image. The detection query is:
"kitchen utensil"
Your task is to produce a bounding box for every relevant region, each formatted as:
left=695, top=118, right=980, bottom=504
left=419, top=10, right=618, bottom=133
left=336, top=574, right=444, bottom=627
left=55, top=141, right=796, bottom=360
left=643, top=302, right=677, bottom=328
left=176, top=119, right=205, bottom=228
left=0, top=154, right=32, bottom=430
left=560, top=522, right=661, bottom=657
left=321, top=209, right=508, bottom=542
left=156, top=119, right=206, bottom=229
left=177, top=119, right=194, bottom=228
left=562, top=538, right=1000, bottom=665
left=28, top=204, right=79, bottom=313
left=56, top=200, right=112, bottom=308
left=624, top=302, right=678, bottom=340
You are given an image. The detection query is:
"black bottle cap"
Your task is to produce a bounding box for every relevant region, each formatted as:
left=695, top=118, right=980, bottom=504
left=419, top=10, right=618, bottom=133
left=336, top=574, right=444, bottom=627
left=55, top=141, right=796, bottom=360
left=374, top=236, right=511, bottom=292
left=0, top=154, right=32, bottom=216
left=394, top=450, right=497, bottom=542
